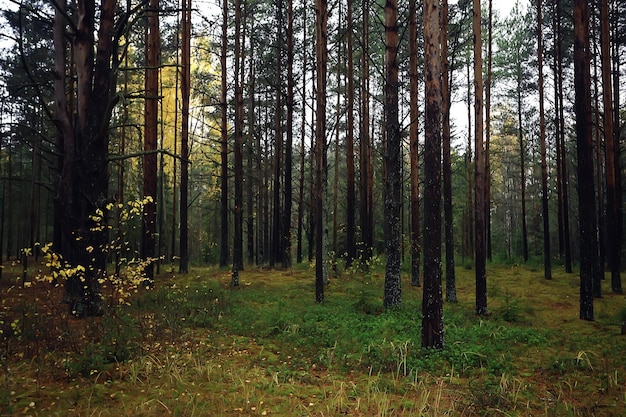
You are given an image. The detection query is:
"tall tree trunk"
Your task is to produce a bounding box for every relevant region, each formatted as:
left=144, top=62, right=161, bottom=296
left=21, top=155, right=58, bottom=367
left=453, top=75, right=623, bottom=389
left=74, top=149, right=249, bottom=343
left=142, top=0, right=159, bottom=282
left=537, top=0, right=551, bottom=279
left=600, top=0, right=621, bottom=293
left=408, top=0, right=420, bottom=287
left=282, top=0, right=295, bottom=268
left=271, top=0, right=284, bottom=269
left=247, top=9, right=256, bottom=266
left=573, top=0, right=596, bottom=321
left=611, top=0, right=622, bottom=292
left=555, top=0, right=573, bottom=273
left=315, top=0, right=328, bottom=302
left=57, top=0, right=118, bottom=316
left=179, top=0, right=191, bottom=273
left=422, top=0, right=444, bottom=349
left=442, top=0, right=455, bottom=301
left=359, top=0, right=372, bottom=263
left=219, top=0, right=230, bottom=268
left=232, top=0, right=244, bottom=284
left=297, top=3, right=307, bottom=265
left=345, top=0, right=356, bottom=268
left=473, top=0, right=487, bottom=316
left=517, top=83, right=528, bottom=262
left=485, top=0, right=492, bottom=261
left=383, top=0, right=401, bottom=308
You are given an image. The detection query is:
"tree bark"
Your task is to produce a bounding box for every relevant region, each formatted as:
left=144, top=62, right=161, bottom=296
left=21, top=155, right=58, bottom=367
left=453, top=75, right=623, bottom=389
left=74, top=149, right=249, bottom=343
left=345, top=0, right=356, bottom=268
left=422, top=0, right=444, bottom=349
left=232, top=0, right=244, bottom=284
left=219, top=0, right=230, bottom=268
left=315, top=0, right=327, bottom=302
left=573, top=0, right=596, bottom=321
left=600, top=0, right=621, bottom=293
left=179, top=0, right=191, bottom=273
left=442, top=0, right=455, bottom=301
left=473, top=0, right=487, bottom=316
left=408, top=0, right=420, bottom=287
left=383, top=0, right=401, bottom=309
left=142, top=0, right=159, bottom=282
left=537, top=0, right=551, bottom=279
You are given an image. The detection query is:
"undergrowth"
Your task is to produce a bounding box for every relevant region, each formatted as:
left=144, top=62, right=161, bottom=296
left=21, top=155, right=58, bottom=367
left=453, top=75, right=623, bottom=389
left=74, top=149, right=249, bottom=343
left=0, top=262, right=625, bottom=416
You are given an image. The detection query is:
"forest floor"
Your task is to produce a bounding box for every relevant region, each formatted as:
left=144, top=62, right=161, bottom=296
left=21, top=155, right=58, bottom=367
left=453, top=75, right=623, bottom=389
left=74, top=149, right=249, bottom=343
left=0, top=258, right=625, bottom=416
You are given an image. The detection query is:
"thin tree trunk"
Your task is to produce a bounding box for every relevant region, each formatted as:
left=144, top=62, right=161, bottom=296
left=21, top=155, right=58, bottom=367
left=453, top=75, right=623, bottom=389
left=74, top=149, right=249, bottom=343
left=345, top=0, right=356, bottom=267
left=600, top=0, right=621, bottom=293
left=383, top=0, right=401, bottom=308
left=282, top=0, right=294, bottom=268
left=573, top=0, right=596, bottom=321
left=611, top=0, right=622, bottom=292
left=247, top=9, right=256, bottom=266
left=537, top=0, right=551, bottom=279
left=473, top=0, right=487, bottom=316
left=556, top=0, right=572, bottom=273
left=232, top=0, right=244, bottom=284
left=315, top=0, right=328, bottom=302
left=517, top=84, right=528, bottom=262
left=179, top=0, right=191, bottom=273
left=408, top=0, right=420, bottom=287
left=485, top=0, right=492, bottom=261
left=142, top=0, right=159, bottom=282
left=271, top=0, right=284, bottom=269
left=442, top=0, right=455, bottom=301
left=297, top=4, right=307, bottom=265
left=219, top=0, right=230, bottom=268
left=359, top=0, right=372, bottom=263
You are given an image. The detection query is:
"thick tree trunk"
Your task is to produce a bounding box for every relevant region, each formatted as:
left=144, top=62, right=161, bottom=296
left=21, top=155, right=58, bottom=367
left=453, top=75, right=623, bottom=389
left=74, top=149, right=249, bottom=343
left=473, top=0, right=487, bottom=316
left=573, top=0, right=596, bottom=321
left=537, top=0, right=551, bottom=280
left=422, top=0, right=444, bottom=349
left=58, top=0, right=118, bottom=316
left=383, top=0, right=401, bottom=309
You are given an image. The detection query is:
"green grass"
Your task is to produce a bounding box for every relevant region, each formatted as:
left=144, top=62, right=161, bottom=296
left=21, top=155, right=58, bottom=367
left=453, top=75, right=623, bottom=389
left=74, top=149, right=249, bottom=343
left=1, top=261, right=625, bottom=416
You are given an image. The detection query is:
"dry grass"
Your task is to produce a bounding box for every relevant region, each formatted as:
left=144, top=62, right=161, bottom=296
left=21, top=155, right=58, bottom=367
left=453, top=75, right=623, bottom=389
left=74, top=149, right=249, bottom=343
left=0, top=260, right=625, bottom=416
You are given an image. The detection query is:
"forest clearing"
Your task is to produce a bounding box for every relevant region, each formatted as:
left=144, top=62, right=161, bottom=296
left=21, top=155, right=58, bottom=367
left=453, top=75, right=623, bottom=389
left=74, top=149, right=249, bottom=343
left=0, top=260, right=624, bottom=416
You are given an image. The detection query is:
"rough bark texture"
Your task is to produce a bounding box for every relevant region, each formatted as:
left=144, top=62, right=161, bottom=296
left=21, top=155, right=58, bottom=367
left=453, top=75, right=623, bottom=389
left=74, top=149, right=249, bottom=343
left=422, top=0, right=443, bottom=349
left=56, top=0, right=118, bottom=316
left=473, top=0, right=487, bottom=316
left=383, top=0, right=401, bottom=309
left=573, top=0, right=595, bottom=321
left=315, top=0, right=327, bottom=303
